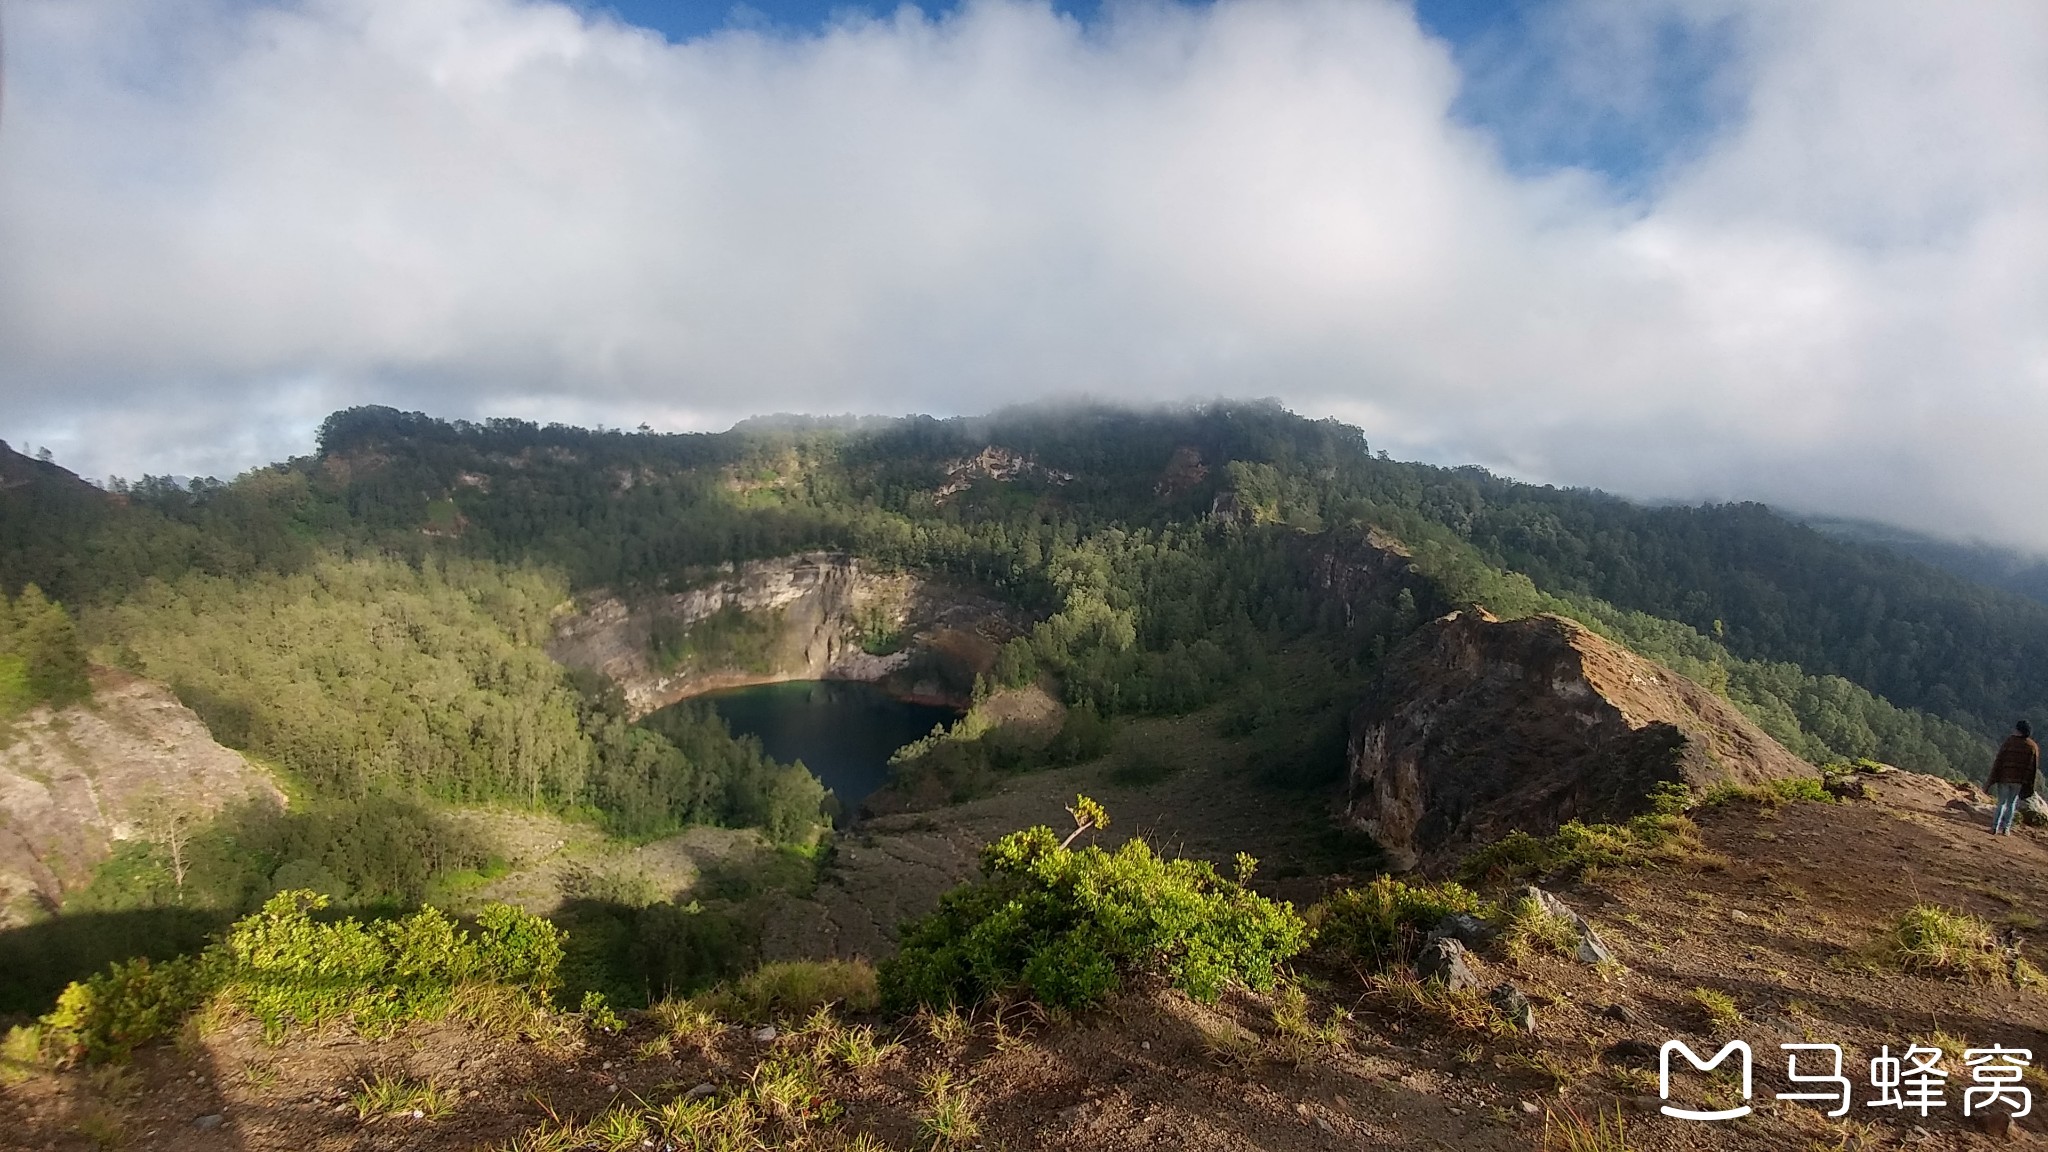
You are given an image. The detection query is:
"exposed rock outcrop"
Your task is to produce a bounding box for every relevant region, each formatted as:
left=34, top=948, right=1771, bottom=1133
left=1295, top=529, right=1449, bottom=625
left=935, top=446, right=1074, bottom=500
left=548, top=553, right=1018, bottom=716
left=0, top=670, right=282, bottom=925
left=1347, top=609, right=1815, bottom=871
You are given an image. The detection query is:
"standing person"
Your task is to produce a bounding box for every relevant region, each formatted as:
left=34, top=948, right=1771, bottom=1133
left=1987, top=720, right=2040, bottom=835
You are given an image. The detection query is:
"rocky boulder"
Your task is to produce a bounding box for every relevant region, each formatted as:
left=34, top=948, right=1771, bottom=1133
left=1416, top=936, right=1480, bottom=992
left=1347, top=609, right=1815, bottom=871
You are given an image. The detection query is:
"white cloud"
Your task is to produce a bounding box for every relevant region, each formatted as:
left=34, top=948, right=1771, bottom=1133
left=2, top=0, right=2044, bottom=549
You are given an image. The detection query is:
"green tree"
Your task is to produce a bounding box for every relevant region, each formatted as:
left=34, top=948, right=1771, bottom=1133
left=0, top=584, right=90, bottom=710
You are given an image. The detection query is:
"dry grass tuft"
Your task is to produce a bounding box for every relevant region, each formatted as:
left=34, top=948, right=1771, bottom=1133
left=919, top=1004, right=972, bottom=1046
left=1690, top=986, right=1741, bottom=1032
left=1197, top=1018, right=1262, bottom=1068
left=916, top=1071, right=979, bottom=1148
left=1368, top=970, right=1516, bottom=1036
left=350, top=1071, right=455, bottom=1122
left=1543, top=1103, right=1629, bottom=1152
left=1498, top=896, right=1580, bottom=964
left=707, top=960, right=880, bottom=1024
left=1884, top=905, right=2008, bottom=982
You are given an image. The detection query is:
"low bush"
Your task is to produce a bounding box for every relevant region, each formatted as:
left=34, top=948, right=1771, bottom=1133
left=37, top=890, right=564, bottom=1063
left=1460, top=783, right=1701, bottom=884
left=40, top=954, right=221, bottom=1064
left=580, top=990, right=624, bottom=1033
left=1700, top=776, right=1833, bottom=809
left=880, top=798, right=1307, bottom=1012
left=222, top=892, right=563, bottom=1039
left=0, top=1025, right=43, bottom=1084
left=707, top=960, right=880, bottom=1024
left=1308, top=877, right=1489, bottom=971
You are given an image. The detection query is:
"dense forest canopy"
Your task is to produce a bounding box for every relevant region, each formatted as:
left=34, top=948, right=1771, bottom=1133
left=1805, top=514, right=2048, bottom=610
left=6, top=402, right=2044, bottom=798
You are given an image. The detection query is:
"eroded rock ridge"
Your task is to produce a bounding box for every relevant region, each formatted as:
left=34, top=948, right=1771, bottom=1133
left=1348, top=608, right=1814, bottom=871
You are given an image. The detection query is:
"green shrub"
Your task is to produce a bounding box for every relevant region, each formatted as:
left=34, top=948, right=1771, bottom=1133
left=1041, top=703, right=1115, bottom=766
left=708, top=960, right=880, bottom=1024
left=880, top=800, right=1307, bottom=1012
left=39, top=954, right=220, bottom=1064
left=1109, top=736, right=1179, bottom=786
left=1460, top=784, right=1701, bottom=884
left=580, top=990, right=624, bottom=1033
left=38, top=890, right=563, bottom=1061
left=0, top=1025, right=43, bottom=1084
left=222, top=891, right=563, bottom=1039
left=1308, top=877, right=1490, bottom=971
left=1700, top=776, right=1833, bottom=808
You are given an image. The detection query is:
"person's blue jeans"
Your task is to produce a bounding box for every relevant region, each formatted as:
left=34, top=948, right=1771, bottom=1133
left=1993, top=783, right=2024, bottom=834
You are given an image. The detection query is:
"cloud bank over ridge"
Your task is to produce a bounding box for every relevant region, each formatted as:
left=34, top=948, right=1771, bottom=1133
left=2, top=0, right=2044, bottom=547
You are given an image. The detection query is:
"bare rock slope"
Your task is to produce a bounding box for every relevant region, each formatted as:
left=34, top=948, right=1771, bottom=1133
left=1348, top=609, right=1814, bottom=870
left=548, top=552, right=1017, bottom=715
left=0, top=669, right=282, bottom=924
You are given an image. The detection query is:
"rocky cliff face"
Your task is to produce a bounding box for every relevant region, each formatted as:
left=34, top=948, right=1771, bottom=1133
left=548, top=553, right=1015, bottom=715
left=0, top=670, right=283, bottom=925
left=1347, top=610, right=1814, bottom=871
left=1295, top=528, right=1449, bottom=624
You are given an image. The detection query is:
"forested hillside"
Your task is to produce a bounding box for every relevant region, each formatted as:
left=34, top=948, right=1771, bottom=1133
left=3, top=402, right=2042, bottom=1015
left=304, top=402, right=2048, bottom=752
left=1807, top=513, right=2048, bottom=610
left=7, top=404, right=2039, bottom=785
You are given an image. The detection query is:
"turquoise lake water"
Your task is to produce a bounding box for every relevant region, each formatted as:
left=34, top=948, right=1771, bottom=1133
left=696, top=680, right=958, bottom=819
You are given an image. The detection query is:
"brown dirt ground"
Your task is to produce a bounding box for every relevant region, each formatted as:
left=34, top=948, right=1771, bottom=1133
left=12, top=767, right=2048, bottom=1151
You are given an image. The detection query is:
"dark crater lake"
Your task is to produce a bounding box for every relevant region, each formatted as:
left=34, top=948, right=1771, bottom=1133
left=699, top=680, right=959, bottom=820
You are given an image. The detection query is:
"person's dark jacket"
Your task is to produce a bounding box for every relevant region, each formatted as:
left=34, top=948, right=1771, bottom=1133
left=1988, top=734, right=2041, bottom=789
